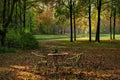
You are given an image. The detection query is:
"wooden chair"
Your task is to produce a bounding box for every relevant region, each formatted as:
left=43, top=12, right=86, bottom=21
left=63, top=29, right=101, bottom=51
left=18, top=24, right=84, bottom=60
left=64, top=53, right=84, bottom=70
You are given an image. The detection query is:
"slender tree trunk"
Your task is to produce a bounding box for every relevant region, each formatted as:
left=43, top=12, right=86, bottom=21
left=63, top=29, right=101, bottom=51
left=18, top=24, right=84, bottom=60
left=110, top=10, right=112, bottom=40
left=7, top=0, right=10, bottom=14
left=19, top=0, right=22, bottom=28
left=73, top=14, right=76, bottom=41
left=70, top=0, right=73, bottom=42
left=64, top=28, right=65, bottom=34
left=89, top=0, right=92, bottom=42
left=15, top=2, right=18, bottom=29
left=1, top=0, right=7, bottom=46
left=73, top=1, right=76, bottom=41
left=113, top=6, right=116, bottom=39
left=61, top=26, right=63, bottom=34
left=29, top=13, right=32, bottom=32
left=95, top=0, right=102, bottom=42
left=23, top=0, right=26, bottom=30
left=3, top=0, right=6, bottom=28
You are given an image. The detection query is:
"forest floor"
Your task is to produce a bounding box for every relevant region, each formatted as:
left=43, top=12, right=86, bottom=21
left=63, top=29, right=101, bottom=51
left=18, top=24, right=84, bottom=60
left=0, top=40, right=120, bottom=80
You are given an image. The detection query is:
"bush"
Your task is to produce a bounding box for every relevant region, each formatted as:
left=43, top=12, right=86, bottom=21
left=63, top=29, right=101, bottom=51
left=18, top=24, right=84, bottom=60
left=6, top=31, right=39, bottom=50
left=0, top=47, right=16, bottom=53
left=20, top=33, right=39, bottom=50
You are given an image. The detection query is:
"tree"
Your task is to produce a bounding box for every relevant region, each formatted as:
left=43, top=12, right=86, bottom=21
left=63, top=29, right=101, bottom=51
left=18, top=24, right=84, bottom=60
left=55, top=0, right=73, bottom=42
left=18, top=0, right=23, bottom=30
left=110, top=8, right=113, bottom=40
left=89, top=0, right=92, bottom=42
left=72, top=0, right=80, bottom=41
left=54, top=0, right=69, bottom=34
left=95, top=0, right=102, bottom=42
left=113, top=0, right=117, bottom=40
left=23, top=0, right=26, bottom=30
left=70, top=0, right=73, bottom=42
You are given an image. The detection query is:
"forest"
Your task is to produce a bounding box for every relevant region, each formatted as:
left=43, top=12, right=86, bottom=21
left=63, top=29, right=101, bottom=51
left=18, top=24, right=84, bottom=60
left=0, top=0, right=120, bottom=80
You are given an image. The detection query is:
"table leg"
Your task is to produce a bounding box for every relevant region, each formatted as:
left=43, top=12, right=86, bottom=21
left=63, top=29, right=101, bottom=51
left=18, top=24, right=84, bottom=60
left=53, top=56, right=59, bottom=72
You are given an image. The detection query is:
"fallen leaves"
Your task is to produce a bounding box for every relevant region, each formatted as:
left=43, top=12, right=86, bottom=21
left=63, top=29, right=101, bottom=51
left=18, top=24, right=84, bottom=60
left=0, top=40, right=120, bottom=79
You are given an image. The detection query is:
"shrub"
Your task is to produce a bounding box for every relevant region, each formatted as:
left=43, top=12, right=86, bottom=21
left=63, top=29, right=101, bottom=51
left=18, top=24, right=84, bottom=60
left=20, top=33, right=39, bottom=50
left=0, top=47, right=16, bottom=53
left=6, top=31, right=39, bottom=50
left=5, top=30, right=19, bottom=48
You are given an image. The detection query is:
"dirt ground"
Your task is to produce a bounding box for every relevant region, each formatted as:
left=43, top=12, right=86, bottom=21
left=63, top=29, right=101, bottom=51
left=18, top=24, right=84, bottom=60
left=0, top=40, right=120, bottom=80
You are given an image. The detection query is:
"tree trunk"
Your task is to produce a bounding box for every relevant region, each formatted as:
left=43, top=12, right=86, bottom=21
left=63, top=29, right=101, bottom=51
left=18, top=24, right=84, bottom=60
left=23, top=0, right=26, bottom=30
left=29, top=13, right=32, bottom=32
left=95, top=0, right=102, bottom=42
left=89, top=0, right=92, bottom=42
left=70, top=0, right=73, bottom=42
left=7, top=0, right=10, bottom=13
left=15, top=2, right=18, bottom=29
left=1, top=0, right=7, bottom=46
left=3, top=0, right=6, bottom=28
left=73, top=14, right=76, bottom=41
left=110, top=10, right=112, bottom=40
left=73, top=1, right=76, bottom=41
left=113, top=6, right=116, bottom=40
left=19, top=0, right=22, bottom=29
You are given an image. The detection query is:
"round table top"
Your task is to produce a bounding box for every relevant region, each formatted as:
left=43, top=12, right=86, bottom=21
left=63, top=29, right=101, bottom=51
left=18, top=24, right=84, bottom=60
left=48, top=52, right=68, bottom=56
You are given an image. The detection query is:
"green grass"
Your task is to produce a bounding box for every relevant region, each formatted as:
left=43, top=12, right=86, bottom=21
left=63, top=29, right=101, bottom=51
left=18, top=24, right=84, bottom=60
left=34, top=35, right=69, bottom=40
left=100, top=34, right=120, bottom=40
left=34, top=34, right=120, bottom=41
left=34, top=34, right=120, bottom=48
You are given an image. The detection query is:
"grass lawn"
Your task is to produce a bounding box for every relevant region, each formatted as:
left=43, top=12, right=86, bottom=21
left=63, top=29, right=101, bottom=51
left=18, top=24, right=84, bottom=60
left=34, top=34, right=120, bottom=41
left=34, top=34, right=69, bottom=40
left=0, top=38, right=120, bottom=79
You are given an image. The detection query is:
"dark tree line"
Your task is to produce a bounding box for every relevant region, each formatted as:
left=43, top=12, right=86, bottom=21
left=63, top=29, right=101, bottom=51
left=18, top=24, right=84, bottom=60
left=0, top=0, right=18, bottom=46
left=0, top=0, right=29, bottom=46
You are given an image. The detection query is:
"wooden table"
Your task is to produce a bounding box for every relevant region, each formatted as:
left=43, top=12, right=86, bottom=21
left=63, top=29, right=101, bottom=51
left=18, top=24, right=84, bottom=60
left=48, top=52, right=68, bottom=72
